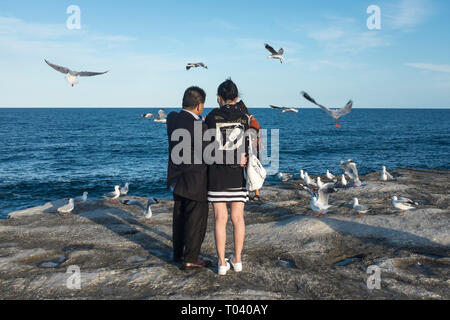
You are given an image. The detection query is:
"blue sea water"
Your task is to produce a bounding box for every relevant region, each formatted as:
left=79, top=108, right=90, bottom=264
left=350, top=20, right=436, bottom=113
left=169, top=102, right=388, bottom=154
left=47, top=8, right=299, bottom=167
left=0, top=108, right=449, bottom=219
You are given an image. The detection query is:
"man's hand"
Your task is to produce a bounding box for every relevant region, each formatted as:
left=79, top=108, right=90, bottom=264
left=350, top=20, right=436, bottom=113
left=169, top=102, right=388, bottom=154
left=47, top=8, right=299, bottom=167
left=240, top=153, right=248, bottom=167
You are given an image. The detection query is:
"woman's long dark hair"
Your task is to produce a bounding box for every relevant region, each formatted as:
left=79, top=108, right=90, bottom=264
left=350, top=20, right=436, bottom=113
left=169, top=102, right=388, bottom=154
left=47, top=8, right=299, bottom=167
left=236, top=100, right=251, bottom=116
left=217, top=78, right=238, bottom=101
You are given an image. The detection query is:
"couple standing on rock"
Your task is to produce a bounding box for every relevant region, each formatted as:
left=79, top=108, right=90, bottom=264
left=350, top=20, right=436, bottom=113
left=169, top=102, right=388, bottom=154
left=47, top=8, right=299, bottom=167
left=166, top=79, right=262, bottom=275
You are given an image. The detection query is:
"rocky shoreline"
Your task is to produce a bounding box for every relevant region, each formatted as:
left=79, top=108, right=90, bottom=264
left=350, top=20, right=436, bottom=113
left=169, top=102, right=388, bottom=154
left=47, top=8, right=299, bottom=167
left=0, top=169, right=449, bottom=299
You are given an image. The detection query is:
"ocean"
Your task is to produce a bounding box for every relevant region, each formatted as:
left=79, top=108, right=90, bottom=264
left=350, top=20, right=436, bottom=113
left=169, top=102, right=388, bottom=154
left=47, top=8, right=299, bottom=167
left=0, top=108, right=449, bottom=219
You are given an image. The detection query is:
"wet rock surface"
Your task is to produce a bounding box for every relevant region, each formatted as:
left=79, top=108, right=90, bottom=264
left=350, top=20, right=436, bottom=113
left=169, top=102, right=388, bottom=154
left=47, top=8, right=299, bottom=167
left=1, top=169, right=449, bottom=300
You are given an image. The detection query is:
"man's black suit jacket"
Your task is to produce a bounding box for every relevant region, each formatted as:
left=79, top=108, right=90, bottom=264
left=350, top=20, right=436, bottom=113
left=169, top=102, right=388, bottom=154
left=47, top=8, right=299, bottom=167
left=166, top=110, right=208, bottom=202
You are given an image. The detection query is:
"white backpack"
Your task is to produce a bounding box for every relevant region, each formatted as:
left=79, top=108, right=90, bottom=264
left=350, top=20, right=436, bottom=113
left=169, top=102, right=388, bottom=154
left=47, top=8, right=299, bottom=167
left=245, top=128, right=266, bottom=191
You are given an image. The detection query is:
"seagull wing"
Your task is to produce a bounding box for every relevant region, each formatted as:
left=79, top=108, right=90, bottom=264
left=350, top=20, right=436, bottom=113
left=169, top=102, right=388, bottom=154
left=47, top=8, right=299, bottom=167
left=398, top=197, right=418, bottom=206
left=103, top=191, right=116, bottom=198
left=121, top=199, right=145, bottom=210
left=386, top=171, right=394, bottom=180
left=278, top=48, right=284, bottom=55
left=355, top=204, right=369, bottom=212
left=45, top=59, right=71, bottom=74
left=301, top=91, right=332, bottom=115
left=198, top=63, right=207, bottom=68
left=348, top=162, right=359, bottom=177
left=318, top=182, right=337, bottom=205
left=77, top=70, right=109, bottom=77
left=270, top=105, right=283, bottom=109
left=341, top=161, right=350, bottom=173
left=301, top=184, right=317, bottom=198
left=334, top=100, right=353, bottom=117
left=265, top=43, right=278, bottom=55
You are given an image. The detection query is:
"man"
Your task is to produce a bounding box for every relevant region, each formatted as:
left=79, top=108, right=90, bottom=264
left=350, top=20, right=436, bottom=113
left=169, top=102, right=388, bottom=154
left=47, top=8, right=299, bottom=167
left=166, top=86, right=211, bottom=269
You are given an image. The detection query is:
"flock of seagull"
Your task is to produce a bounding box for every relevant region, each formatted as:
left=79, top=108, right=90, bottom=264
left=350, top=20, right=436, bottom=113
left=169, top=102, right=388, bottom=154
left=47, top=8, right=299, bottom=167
left=278, top=159, right=418, bottom=218
left=47, top=43, right=410, bottom=221
left=45, top=42, right=354, bottom=128
left=56, top=183, right=159, bottom=220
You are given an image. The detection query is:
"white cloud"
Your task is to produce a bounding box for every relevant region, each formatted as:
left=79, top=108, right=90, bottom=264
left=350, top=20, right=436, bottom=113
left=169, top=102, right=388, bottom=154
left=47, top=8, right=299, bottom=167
left=405, top=63, right=450, bottom=73
left=307, top=28, right=344, bottom=42
left=0, top=16, right=136, bottom=58
left=385, top=0, right=434, bottom=30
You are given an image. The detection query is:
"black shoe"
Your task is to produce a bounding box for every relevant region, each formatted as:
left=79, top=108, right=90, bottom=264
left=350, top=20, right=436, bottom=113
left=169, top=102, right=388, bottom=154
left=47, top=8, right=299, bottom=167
left=182, top=260, right=212, bottom=270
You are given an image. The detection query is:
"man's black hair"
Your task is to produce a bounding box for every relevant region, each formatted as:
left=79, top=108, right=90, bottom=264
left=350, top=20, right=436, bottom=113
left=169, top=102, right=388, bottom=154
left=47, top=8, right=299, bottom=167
left=217, top=78, right=238, bottom=102
left=182, top=86, right=206, bottom=109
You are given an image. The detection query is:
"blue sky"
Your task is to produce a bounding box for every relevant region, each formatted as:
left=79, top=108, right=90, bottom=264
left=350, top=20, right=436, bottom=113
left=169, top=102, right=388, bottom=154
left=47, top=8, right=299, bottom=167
left=0, top=0, right=449, bottom=108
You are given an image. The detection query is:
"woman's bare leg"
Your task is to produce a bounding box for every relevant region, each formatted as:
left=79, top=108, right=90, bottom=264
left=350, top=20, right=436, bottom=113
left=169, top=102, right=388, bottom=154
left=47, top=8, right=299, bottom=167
left=230, top=202, right=245, bottom=263
left=213, top=202, right=228, bottom=266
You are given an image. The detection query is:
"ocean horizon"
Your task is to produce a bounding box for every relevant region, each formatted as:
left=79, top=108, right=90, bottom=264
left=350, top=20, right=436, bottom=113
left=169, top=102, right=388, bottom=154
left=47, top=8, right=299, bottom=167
left=1, top=108, right=449, bottom=219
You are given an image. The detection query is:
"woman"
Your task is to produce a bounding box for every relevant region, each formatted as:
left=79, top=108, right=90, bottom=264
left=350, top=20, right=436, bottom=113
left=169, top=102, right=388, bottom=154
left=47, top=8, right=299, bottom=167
left=205, top=79, right=249, bottom=276
left=236, top=100, right=263, bottom=201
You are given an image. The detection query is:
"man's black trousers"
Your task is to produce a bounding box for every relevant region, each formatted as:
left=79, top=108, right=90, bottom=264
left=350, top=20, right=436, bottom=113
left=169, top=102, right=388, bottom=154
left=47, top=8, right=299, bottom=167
left=172, top=195, right=209, bottom=263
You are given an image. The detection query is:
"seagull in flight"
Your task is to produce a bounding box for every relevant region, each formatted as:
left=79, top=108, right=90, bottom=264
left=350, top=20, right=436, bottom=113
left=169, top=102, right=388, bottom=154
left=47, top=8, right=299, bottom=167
left=186, top=63, right=208, bottom=70
left=121, top=198, right=159, bottom=219
left=301, top=91, right=353, bottom=127
left=341, top=159, right=362, bottom=188
left=154, top=110, right=167, bottom=123
left=44, top=59, right=108, bottom=87
left=302, top=181, right=338, bottom=217
left=141, top=113, right=154, bottom=119
left=269, top=105, right=299, bottom=115
left=264, top=43, right=285, bottom=63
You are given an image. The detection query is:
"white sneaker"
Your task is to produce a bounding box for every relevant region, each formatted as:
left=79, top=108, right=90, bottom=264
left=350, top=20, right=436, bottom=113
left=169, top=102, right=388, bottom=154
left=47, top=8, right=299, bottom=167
left=229, top=255, right=243, bottom=272
left=218, top=261, right=230, bottom=276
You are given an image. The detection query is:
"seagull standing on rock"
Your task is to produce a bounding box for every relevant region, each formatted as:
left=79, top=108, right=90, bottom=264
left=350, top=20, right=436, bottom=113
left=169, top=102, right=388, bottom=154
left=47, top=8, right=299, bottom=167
left=265, top=43, right=285, bottom=63
left=58, top=198, right=74, bottom=216
left=304, top=172, right=318, bottom=188
left=326, top=170, right=336, bottom=180
left=353, top=198, right=370, bottom=218
left=120, top=183, right=130, bottom=196
left=277, top=172, right=293, bottom=182
left=341, top=174, right=348, bottom=187
left=44, top=59, right=108, bottom=87
left=392, top=196, right=416, bottom=215
left=300, top=170, right=305, bottom=180
left=316, top=177, right=324, bottom=189
left=103, top=186, right=121, bottom=201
